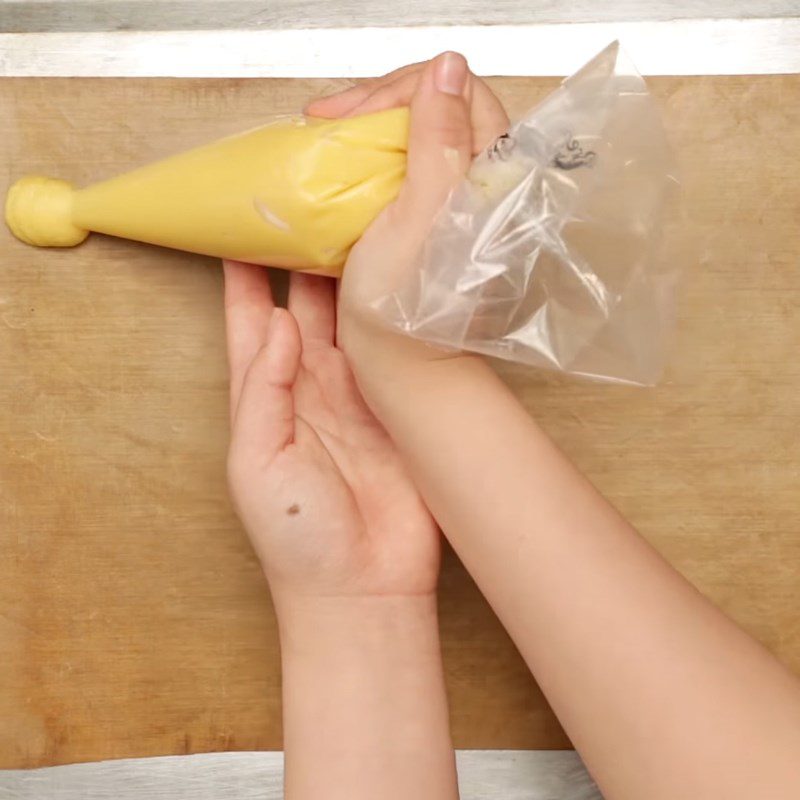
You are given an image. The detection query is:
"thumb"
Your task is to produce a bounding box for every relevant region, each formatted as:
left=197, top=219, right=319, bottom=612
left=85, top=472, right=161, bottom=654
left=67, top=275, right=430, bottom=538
left=395, top=51, right=473, bottom=228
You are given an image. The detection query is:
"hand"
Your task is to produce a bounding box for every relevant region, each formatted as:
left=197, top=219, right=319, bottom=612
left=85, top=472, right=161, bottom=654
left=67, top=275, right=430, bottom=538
left=306, top=52, right=510, bottom=384
left=223, top=262, right=439, bottom=608
left=224, top=264, right=458, bottom=800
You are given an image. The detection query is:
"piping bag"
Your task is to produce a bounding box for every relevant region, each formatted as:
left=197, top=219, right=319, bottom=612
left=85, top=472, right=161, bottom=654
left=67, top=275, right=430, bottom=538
left=4, top=43, right=682, bottom=384
left=5, top=108, right=408, bottom=276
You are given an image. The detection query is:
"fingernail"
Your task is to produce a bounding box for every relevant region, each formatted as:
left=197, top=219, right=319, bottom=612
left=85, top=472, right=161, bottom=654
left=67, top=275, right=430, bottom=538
left=434, top=52, right=468, bottom=96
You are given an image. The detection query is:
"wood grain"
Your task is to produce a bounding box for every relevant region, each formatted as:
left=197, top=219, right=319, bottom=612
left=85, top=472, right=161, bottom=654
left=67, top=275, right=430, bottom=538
left=1, top=74, right=799, bottom=769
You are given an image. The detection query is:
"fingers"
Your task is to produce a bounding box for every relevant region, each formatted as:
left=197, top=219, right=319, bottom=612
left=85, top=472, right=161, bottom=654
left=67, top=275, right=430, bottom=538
left=343, top=69, right=509, bottom=154
left=304, top=84, right=365, bottom=120
left=287, top=272, right=336, bottom=347
left=394, top=52, right=473, bottom=228
left=470, top=79, right=511, bottom=151
left=305, top=60, right=426, bottom=118
left=223, top=259, right=275, bottom=422
left=230, top=308, right=302, bottom=466
left=339, top=70, right=423, bottom=118
left=305, top=54, right=510, bottom=155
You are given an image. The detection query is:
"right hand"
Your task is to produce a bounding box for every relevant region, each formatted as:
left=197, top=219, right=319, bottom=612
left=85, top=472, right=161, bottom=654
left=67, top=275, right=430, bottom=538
left=306, top=52, right=510, bottom=385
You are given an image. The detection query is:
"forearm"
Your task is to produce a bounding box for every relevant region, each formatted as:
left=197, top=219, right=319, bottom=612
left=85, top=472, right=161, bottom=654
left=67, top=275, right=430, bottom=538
left=277, top=594, right=458, bottom=800
left=354, top=351, right=800, bottom=800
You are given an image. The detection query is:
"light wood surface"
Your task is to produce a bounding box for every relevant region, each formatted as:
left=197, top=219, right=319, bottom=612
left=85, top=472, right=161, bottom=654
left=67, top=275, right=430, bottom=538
left=1, top=74, right=799, bottom=769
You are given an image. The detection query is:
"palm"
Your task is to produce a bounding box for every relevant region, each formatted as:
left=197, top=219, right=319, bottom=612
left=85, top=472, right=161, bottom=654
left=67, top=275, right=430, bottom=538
left=224, top=261, right=439, bottom=599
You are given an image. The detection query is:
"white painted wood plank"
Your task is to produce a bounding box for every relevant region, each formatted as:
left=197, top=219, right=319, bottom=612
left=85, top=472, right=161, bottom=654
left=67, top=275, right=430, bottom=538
left=1, top=0, right=798, bottom=33
left=2, top=19, right=799, bottom=78
left=0, top=751, right=603, bottom=800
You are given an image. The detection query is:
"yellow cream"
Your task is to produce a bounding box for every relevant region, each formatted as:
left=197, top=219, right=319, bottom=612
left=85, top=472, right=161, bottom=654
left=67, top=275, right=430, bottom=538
left=4, top=108, right=410, bottom=276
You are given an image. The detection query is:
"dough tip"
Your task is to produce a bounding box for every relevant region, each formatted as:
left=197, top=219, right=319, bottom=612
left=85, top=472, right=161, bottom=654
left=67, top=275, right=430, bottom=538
left=5, top=176, right=89, bottom=248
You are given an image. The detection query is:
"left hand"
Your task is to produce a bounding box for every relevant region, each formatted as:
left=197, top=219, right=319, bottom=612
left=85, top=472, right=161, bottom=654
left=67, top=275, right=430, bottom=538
left=223, top=261, right=440, bottom=608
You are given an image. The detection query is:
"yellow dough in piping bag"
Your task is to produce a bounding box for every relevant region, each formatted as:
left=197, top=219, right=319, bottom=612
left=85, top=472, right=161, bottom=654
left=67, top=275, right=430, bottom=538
left=4, top=107, right=409, bottom=276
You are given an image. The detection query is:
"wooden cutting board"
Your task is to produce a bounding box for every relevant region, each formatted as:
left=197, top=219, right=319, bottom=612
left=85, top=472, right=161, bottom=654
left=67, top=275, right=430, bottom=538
left=1, top=75, right=799, bottom=769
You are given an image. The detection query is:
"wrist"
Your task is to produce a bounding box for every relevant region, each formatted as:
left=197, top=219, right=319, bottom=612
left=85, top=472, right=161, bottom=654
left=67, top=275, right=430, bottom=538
left=277, top=592, right=456, bottom=800
left=276, top=592, right=441, bottom=662
left=340, top=312, right=492, bottom=401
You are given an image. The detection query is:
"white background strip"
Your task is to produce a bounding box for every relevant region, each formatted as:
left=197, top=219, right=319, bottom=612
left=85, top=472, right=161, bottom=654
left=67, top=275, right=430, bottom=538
left=0, top=751, right=602, bottom=799
left=1, top=19, right=799, bottom=77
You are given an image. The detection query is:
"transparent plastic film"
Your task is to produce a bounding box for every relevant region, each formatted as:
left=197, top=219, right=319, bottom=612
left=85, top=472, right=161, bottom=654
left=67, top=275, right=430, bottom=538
left=372, top=43, right=683, bottom=385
